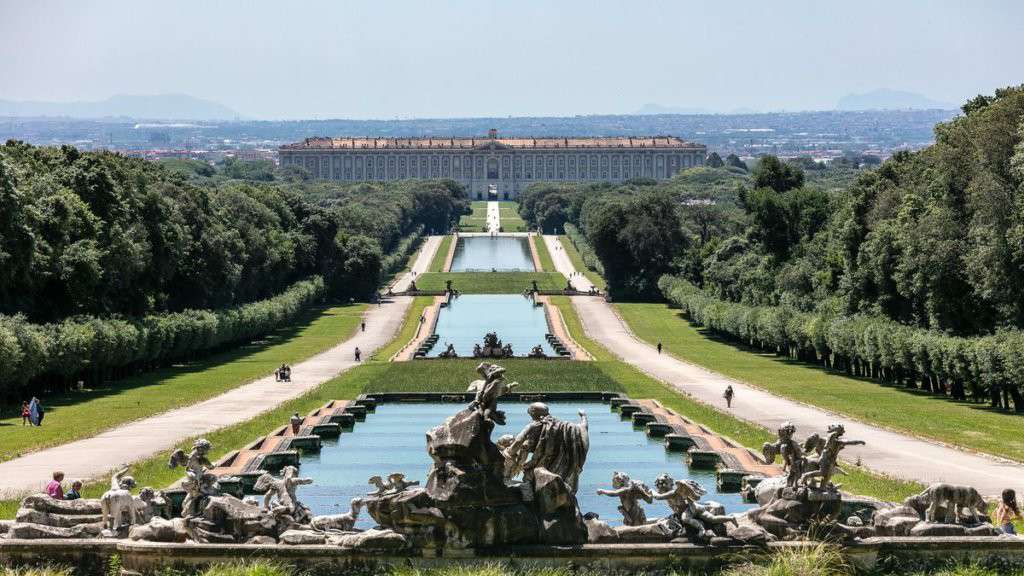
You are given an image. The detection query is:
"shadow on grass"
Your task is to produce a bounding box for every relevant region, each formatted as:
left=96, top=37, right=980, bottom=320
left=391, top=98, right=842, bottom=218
left=0, top=304, right=360, bottom=418
left=668, top=309, right=1024, bottom=421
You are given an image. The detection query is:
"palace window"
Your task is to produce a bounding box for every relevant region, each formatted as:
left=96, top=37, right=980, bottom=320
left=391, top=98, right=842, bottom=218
left=487, top=157, right=499, bottom=179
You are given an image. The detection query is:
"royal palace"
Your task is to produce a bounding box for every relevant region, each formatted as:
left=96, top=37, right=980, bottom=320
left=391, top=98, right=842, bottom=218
left=279, top=129, right=706, bottom=199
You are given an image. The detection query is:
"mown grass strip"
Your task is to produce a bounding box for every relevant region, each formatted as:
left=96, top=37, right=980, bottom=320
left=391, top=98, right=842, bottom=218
left=558, top=234, right=604, bottom=288
left=371, top=296, right=436, bottom=361
left=498, top=202, right=527, bottom=232
left=458, top=201, right=489, bottom=232
left=533, top=235, right=555, bottom=272
left=428, top=235, right=453, bottom=272
left=415, top=272, right=564, bottom=294
left=0, top=304, right=366, bottom=464
left=616, top=302, right=1024, bottom=464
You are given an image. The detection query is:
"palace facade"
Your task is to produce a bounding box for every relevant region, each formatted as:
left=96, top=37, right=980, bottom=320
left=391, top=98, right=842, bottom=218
left=278, top=129, right=706, bottom=199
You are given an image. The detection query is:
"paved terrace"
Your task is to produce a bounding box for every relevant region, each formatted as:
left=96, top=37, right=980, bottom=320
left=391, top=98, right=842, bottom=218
left=542, top=235, right=1024, bottom=497
left=0, top=236, right=443, bottom=498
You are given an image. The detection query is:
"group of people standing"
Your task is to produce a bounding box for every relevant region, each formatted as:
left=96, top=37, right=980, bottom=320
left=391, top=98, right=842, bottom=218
left=21, top=397, right=45, bottom=426
left=274, top=364, right=292, bottom=382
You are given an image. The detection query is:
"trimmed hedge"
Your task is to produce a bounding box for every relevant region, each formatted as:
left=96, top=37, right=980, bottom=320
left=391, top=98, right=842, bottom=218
left=381, top=225, right=425, bottom=277
left=563, top=223, right=605, bottom=278
left=0, top=277, right=325, bottom=397
left=659, top=275, right=1024, bottom=411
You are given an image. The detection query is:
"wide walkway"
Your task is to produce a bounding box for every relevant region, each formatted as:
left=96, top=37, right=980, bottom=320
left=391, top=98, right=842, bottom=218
left=542, top=236, right=1024, bottom=497
left=0, top=237, right=442, bottom=498
left=486, top=201, right=500, bottom=234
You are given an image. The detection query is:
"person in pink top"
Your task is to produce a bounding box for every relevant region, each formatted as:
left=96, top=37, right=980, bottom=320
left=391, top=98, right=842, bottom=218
left=46, top=471, right=65, bottom=500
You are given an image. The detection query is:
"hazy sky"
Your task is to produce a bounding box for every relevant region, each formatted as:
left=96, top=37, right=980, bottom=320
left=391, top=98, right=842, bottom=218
left=1, top=0, right=1021, bottom=119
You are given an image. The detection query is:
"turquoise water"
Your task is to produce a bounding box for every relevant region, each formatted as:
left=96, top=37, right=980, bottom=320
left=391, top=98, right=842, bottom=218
left=433, top=295, right=555, bottom=357
left=450, top=236, right=535, bottom=272
left=296, top=401, right=754, bottom=528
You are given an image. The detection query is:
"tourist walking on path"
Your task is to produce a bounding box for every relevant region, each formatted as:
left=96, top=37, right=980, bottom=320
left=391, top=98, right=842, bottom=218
left=995, top=489, right=1021, bottom=535
left=46, top=471, right=64, bottom=499
left=65, top=480, right=82, bottom=501
left=723, top=385, right=734, bottom=408
left=354, top=347, right=361, bottom=362
left=657, top=341, right=662, bottom=355
left=361, top=321, right=366, bottom=332
left=21, top=401, right=30, bottom=425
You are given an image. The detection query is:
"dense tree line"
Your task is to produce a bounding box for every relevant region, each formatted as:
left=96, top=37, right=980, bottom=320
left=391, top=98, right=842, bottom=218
left=0, top=142, right=468, bottom=396
left=660, top=275, right=1024, bottom=412
left=0, top=143, right=467, bottom=321
left=0, top=277, right=324, bottom=397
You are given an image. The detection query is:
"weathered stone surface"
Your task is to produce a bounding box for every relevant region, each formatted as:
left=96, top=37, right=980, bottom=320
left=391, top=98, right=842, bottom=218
left=16, top=508, right=103, bottom=527
left=128, top=518, right=187, bottom=542
left=872, top=504, right=922, bottom=537
left=279, top=529, right=327, bottom=545
left=726, top=524, right=774, bottom=545
left=584, top=515, right=618, bottom=543
left=333, top=528, right=408, bottom=550
left=966, top=523, right=1003, bottom=537
left=310, top=513, right=358, bottom=532
left=875, top=515, right=920, bottom=537
left=0, top=520, right=13, bottom=535
left=7, top=521, right=103, bottom=539
left=753, top=476, right=786, bottom=505
left=246, top=535, right=278, bottom=545
left=614, top=520, right=675, bottom=542
left=909, top=521, right=967, bottom=537
left=20, top=494, right=102, bottom=515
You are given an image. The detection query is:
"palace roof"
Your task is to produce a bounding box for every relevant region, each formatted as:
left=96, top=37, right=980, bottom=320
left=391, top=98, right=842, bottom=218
left=281, top=135, right=702, bottom=151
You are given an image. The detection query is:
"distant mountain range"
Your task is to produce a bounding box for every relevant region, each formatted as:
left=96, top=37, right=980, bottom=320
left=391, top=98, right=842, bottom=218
left=0, top=93, right=241, bottom=120
left=636, top=103, right=716, bottom=115
left=836, top=89, right=955, bottom=111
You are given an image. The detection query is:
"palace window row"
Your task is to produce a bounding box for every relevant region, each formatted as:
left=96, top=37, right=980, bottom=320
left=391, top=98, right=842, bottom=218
left=285, top=151, right=700, bottom=181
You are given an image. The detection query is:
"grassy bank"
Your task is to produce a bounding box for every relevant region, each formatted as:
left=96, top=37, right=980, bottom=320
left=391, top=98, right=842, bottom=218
left=416, top=272, right=564, bottom=293
left=499, top=201, right=528, bottom=232
left=549, top=296, right=922, bottom=503
left=362, top=358, right=625, bottom=393
left=428, top=235, right=453, bottom=272
left=458, top=201, right=489, bottom=232
left=533, top=235, right=555, bottom=272
left=558, top=234, right=604, bottom=287
left=0, top=304, right=366, bottom=464
left=616, top=302, right=1024, bottom=463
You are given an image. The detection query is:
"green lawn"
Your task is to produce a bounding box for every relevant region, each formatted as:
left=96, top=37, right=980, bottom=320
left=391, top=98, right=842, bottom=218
left=532, top=235, right=555, bottom=272
left=458, top=201, right=489, bottom=232
left=361, top=359, right=625, bottom=393
left=558, top=235, right=604, bottom=288
left=0, top=298, right=923, bottom=518
left=416, top=272, right=565, bottom=293
left=428, top=235, right=453, bottom=272
left=0, top=304, right=367, bottom=464
left=498, top=202, right=527, bottom=232
left=550, top=296, right=922, bottom=503
left=371, top=295, right=435, bottom=361
left=616, top=302, right=1024, bottom=463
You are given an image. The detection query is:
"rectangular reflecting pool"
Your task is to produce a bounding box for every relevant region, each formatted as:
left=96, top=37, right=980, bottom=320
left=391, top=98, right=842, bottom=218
left=295, top=401, right=754, bottom=528
left=432, top=294, right=555, bottom=357
left=450, top=236, right=535, bottom=272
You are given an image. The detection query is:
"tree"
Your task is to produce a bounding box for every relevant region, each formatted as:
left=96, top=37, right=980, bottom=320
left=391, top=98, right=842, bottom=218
left=725, top=154, right=747, bottom=171
left=706, top=152, right=724, bottom=168
left=753, top=155, right=805, bottom=192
